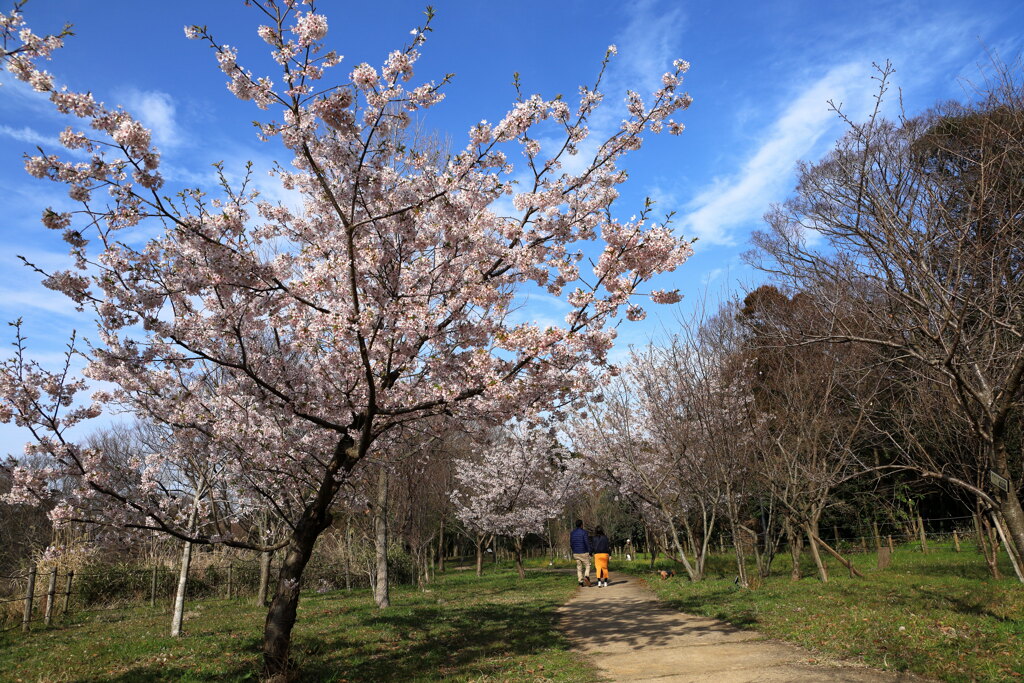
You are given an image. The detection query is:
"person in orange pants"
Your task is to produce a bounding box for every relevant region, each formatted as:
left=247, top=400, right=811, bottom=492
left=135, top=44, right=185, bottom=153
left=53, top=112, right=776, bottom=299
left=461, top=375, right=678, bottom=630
left=591, top=525, right=611, bottom=587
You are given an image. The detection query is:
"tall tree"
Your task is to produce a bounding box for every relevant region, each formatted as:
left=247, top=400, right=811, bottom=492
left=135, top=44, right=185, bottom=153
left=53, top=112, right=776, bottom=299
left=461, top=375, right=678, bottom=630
left=0, top=3, right=694, bottom=675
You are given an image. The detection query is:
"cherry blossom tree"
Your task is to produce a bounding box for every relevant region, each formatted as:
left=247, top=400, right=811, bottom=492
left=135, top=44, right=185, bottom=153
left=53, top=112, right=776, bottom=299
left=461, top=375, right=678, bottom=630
left=573, top=331, right=741, bottom=581
left=451, top=425, right=583, bottom=579
left=0, top=2, right=693, bottom=675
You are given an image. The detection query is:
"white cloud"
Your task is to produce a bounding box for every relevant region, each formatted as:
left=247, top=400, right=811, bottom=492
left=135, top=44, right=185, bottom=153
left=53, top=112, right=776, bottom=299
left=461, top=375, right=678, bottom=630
left=0, top=286, right=81, bottom=318
left=612, top=0, right=687, bottom=97
left=0, top=74, right=54, bottom=116
left=508, top=290, right=570, bottom=330
left=119, top=88, right=181, bottom=149
left=682, top=61, right=874, bottom=246
left=0, top=124, right=60, bottom=148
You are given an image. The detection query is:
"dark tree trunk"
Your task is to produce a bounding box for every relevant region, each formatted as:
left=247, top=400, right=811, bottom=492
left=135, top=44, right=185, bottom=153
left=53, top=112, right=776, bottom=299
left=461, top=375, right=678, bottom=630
left=263, top=516, right=329, bottom=679
left=262, top=434, right=354, bottom=680
left=514, top=537, right=526, bottom=579
left=991, top=436, right=1024, bottom=573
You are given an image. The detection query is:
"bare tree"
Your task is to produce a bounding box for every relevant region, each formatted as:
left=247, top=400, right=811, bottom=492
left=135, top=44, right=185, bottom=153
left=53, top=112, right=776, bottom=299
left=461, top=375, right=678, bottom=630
left=739, top=287, right=878, bottom=582
left=749, top=62, right=1024, bottom=572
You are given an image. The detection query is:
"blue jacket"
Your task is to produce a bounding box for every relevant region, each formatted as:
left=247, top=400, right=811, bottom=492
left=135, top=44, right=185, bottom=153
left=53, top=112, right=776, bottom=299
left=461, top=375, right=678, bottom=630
left=570, top=526, right=591, bottom=554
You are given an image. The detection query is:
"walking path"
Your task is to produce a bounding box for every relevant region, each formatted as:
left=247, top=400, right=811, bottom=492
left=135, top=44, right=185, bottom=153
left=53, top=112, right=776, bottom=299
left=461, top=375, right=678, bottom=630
left=556, top=573, right=927, bottom=682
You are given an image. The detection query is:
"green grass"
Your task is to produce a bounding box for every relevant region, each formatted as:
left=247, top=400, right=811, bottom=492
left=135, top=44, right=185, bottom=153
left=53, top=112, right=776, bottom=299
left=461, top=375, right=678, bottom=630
left=624, top=543, right=1024, bottom=682
left=0, top=568, right=596, bottom=682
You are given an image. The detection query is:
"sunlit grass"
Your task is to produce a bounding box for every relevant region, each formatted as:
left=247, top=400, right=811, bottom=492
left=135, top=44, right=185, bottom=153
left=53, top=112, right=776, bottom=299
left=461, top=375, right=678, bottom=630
left=622, top=543, right=1024, bottom=682
left=0, top=568, right=596, bottom=682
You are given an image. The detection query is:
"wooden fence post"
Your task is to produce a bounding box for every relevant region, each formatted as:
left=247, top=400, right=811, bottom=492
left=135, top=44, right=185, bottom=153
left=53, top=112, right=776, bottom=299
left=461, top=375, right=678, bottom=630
left=22, top=566, right=36, bottom=633
left=953, top=530, right=961, bottom=552
left=227, top=565, right=233, bottom=599
left=62, top=571, right=74, bottom=616
left=918, top=514, right=928, bottom=553
left=887, top=535, right=894, bottom=554
left=44, top=568, right=57, bottom=626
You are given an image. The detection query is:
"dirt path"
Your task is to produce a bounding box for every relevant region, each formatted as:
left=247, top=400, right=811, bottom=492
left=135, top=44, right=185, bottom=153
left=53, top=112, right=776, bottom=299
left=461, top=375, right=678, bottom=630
left=556, top=573, right=928, bottom=682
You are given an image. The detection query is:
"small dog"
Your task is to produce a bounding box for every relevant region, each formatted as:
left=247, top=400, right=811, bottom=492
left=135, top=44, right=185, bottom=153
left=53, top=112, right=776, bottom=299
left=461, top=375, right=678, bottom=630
left=582, top=576, right=593, bottom=587
left=658, top=570, right=676, bottom=580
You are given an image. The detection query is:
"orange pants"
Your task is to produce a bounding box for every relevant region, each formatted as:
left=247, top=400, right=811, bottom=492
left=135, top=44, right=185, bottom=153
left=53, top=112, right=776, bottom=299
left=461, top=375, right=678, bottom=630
left=594, top=553, right=610, bottom=579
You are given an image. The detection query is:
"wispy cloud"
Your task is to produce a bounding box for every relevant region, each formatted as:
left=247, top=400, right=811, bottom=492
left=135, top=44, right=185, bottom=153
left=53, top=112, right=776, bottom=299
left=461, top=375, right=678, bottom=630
left=507, top=290, right=571, bottom=329
left=676, top=4, right=1010, bottom=249
left=682, top=61, right=873, bottom=246
left=0, top=124, right=60, bottom=148
left=0, top=75, right=54, bottom=116
left=118, top=88, right=182, bottom=149
left=611, top=0, right=687, bottom=97
left=0, top=286, right=81, bottom=318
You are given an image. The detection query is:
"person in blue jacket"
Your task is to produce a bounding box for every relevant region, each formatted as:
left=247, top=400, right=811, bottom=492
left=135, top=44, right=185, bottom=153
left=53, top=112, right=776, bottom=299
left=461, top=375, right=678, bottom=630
left=570, top=519, right=592, bottom=586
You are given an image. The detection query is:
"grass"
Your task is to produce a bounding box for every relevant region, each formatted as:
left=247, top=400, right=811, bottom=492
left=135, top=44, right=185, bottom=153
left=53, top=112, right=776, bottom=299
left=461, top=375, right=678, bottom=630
left=0, top=568, right=597, bottom=682
left=622, top=542, right=1024, bottom=682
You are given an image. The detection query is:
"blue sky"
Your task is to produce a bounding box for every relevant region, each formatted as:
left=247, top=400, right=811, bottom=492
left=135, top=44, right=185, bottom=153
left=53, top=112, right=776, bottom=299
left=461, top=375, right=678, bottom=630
left=0, top=0, right=1021, bottom=451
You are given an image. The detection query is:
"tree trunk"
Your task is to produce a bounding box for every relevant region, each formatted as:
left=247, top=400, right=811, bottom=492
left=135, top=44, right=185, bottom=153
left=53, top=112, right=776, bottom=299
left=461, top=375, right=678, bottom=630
left=475, top=535, right=484, bottom=577
left=262, top=434, right=354, bottom=680
left=257, top=550, right=273, bottom=607
left=785, top=517, right=802, bottom=581
left=171, top=483, right=203, bottom=638
left=262, top=518, right=328, bottom=679
left=344, top=520, right=353, bottom=591
left=980, top=515, right=1001, bottom=579
left=990, top=510, right=1024, bottom=582
left=746, top=526, right=763, bottom=580
left=805, top=521, right=828, bottom=583
left=990, top=439, right=1024, bottom=567
left=373, top=467, right=390, bottom=609
left=725, top=487, right=747, bottom=587
left=998, top=487, right=1024, bottom=576
left=514, top=537, right=526, bottom=579
left=973, top=509, right=986, bottom=553
left=170, top=537, right=193, bottom=637
left=661, top=505, right=700, bottom=581
left=731, top=521, right=748, bottom=588
left=437, top=516, right=446, bottom=574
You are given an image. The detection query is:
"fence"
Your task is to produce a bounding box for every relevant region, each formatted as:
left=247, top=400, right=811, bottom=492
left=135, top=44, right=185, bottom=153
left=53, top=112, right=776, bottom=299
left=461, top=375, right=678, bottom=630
left=0, top=555, right=375, bottom=635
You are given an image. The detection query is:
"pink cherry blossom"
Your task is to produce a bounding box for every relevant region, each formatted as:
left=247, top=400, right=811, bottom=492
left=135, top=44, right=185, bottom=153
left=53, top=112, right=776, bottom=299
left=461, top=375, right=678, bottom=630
left=0, top=3, right=694, bottom=675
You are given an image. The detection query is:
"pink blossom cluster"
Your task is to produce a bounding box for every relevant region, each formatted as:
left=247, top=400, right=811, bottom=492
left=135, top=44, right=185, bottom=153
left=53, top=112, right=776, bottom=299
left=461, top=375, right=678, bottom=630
left=0, top=2, right=694, bottom=556
left=451, top=425, right=583, bottom=539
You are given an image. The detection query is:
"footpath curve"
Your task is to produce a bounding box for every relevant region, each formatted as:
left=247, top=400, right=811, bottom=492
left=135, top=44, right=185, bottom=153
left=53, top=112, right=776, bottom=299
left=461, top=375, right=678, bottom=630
left=555, top=573, right=929, bottom=682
